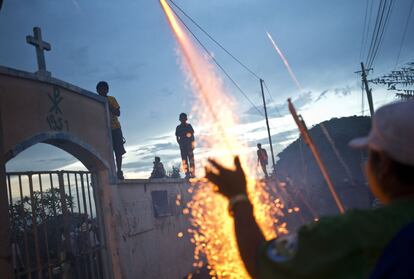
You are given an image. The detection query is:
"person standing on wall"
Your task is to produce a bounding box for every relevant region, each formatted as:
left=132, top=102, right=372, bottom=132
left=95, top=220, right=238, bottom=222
left=257, top=143, right=269, bottom=178
left=175, top=113, right=195, bottom=178
left=96, top=81, right=126, bottom=179
left=149, top=157, right=167, bottom=179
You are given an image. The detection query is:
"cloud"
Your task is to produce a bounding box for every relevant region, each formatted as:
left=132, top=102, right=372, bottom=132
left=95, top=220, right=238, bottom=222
left=249, top=129, right=298, bottom=146
left=134, top=142, right=178, bottom=154
left=315, top=86, right=353, bottom=102
left=6, top=143, right=78, bottom=172
left=244, top=91, right=313, bottom=119
left=146, top=135, right=173, bottom=141
left=123, top=153, right=180, bottom=172
left=158, top=87, right=174, bottom=97
left=63, top=46, right=145, bottom=83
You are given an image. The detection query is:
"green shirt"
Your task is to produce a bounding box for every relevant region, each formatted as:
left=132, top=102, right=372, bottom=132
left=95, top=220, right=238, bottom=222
left=258, top=199, right=414, bottom=279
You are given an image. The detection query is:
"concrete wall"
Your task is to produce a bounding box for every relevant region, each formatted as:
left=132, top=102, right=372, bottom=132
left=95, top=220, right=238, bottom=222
left=0, top=66, right=123, bottom=278
left=113, top=179, right=194, bottom=279
left=0, top=66, right=114, bottom=172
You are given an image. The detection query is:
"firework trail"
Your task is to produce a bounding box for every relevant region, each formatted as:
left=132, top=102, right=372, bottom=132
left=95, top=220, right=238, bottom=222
left=160, top=1, right=285, bottom=278
left=266, top=31, right=302, bottom=91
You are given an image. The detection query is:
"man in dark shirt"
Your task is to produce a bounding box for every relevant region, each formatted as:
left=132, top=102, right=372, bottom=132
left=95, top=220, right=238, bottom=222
left=175, top=113, right=195, bottom=178
left=257, top=143, right=269, bottom=178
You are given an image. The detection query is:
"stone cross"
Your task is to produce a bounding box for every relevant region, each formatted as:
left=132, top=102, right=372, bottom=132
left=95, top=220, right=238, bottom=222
left=26, top=27, right=51, bottom=75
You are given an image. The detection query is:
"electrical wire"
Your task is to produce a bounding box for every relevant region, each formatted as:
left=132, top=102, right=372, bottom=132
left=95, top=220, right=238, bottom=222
left=366, top=0, right=387, bottom=68
left=360, top=0, right=371, bottom=62
left=168, top=0, right=262, bottom=81
left=168, top=1, right=296, bottom=153
left=395, top=0, right=414, bottom=67
left=169, top=4, right=265, bottom=117
left=368, top=0, right=395, bottom=69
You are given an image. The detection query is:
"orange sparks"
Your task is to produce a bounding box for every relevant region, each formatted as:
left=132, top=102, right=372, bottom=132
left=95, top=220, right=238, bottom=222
left=266, top=31, right=303, bottom=91
left=160, top=1, right=286, bottom=278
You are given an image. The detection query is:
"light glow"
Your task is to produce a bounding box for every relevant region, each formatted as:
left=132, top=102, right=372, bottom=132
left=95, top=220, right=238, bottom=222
left=160, top=1, right=286, bottom=277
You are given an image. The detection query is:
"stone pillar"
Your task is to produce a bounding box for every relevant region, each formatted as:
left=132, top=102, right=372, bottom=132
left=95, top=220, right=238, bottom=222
left=95, top=170, right=124, bottom=279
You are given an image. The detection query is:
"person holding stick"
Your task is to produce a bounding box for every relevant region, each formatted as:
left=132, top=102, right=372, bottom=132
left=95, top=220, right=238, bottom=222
left=205, top=100, right=414, bottom=278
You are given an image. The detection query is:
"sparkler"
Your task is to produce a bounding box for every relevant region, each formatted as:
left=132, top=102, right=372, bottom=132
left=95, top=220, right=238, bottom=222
left=266, top=32, right=303, bottom=91
left=160, top=1, right=285, bottom=278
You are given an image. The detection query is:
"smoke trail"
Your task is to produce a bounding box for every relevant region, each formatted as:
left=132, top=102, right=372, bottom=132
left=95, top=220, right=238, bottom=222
left=266, top=31, right=303, bottom=91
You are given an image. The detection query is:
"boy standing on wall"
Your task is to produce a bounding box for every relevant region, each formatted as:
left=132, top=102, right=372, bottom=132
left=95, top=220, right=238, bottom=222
left=96, top=81, right=126, bottom=179
left=175, top=113, right=195, bottom=178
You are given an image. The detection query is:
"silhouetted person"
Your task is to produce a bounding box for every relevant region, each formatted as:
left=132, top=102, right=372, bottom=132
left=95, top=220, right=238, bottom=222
left=176, top=113, right=195, bottom=178
left=97, top=81, right=126, bottom=179
left=150, top=157, right=166, bottom=179
left=257, top=143, right=269, bottom=178
left=205, top=100, right=414, bottom=279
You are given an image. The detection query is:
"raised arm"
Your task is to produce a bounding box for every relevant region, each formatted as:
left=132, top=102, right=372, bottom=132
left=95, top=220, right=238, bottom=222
left=205, top=157, right=265, bottom=278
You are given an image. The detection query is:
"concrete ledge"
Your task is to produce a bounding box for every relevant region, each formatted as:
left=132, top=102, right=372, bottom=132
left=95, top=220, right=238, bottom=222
left=118, top=178, right=188, bottom=185
left=0, top=66, right=104, bottom=103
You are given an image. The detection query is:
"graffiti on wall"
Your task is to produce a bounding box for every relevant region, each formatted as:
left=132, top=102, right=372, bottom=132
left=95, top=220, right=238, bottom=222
left=46, top=87, right=69, bottom=131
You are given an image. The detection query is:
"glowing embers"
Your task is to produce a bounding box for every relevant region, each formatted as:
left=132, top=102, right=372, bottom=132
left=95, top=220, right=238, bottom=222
left=160, top=1, right=287, bottom=277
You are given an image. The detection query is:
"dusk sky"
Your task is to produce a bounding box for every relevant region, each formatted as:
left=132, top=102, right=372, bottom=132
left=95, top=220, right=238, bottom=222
left=1, top=0, right=413, bottom=177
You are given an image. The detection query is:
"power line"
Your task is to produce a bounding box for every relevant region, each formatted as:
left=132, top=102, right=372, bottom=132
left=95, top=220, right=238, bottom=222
left=365, top=0, right=375, bottom=57
left=366, top=0, right=387, bottom=68
left=365, top=0, right=395, bottom=69
left=168, top=0, right=262, bottom=81
left=368, top=0, right=395, bottom=69
left=168, top=3, right=265, bottom=117
left=360, top=0, right=371, bottom=61
left=365, top=0, right=384, bottom=65
left=167, top=1, right=294, bottom=146
left=395, top=0, right=414, bottom=67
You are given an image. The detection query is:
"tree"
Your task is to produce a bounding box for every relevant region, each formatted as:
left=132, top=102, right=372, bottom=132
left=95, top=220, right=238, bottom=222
left=168, top=164, right=181, bottom=178
left=9, top=188, right=74, bottom=234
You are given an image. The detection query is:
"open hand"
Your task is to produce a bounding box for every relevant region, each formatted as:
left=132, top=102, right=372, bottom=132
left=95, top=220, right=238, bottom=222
left=205, top=156, right=247, bottom=199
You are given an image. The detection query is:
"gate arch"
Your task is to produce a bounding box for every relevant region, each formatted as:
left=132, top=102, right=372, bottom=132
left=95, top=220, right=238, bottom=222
left=6, top=132, right=110, bottom=172
left=0, top=66, right=122, bottom=278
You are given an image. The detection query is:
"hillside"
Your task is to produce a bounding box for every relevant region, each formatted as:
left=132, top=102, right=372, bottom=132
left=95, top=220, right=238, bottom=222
left=274, top=116, right=373, bottom=224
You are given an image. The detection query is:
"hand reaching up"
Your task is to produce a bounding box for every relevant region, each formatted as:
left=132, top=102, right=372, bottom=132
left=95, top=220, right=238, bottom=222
left=205, top=156, right=247, bottom=199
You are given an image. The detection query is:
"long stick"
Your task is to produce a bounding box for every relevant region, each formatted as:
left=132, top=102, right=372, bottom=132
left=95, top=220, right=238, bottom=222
left=288, top=99, right=345, bottom=214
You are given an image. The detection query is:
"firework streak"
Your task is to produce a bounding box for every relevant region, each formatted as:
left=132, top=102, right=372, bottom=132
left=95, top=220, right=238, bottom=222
left=160, top=1, right=285, bottom=278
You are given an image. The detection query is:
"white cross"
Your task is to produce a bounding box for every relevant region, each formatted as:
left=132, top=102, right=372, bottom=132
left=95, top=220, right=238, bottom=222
left=26, top=27, right=51, bottom=75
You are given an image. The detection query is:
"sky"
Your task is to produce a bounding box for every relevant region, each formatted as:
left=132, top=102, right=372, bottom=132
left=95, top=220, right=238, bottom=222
left=1, top=0, right=413, bottom=177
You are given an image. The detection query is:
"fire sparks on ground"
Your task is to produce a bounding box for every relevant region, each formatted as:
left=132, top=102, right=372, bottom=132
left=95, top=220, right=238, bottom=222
left=266, top=32, right=303, bottom=91
left=160, top=1, right=286, bottom=278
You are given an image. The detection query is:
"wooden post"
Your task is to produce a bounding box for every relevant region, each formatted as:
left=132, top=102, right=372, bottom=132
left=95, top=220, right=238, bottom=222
left=360, top=62, right=374, bottom=117
left=0, top=106, right=14, bottom=277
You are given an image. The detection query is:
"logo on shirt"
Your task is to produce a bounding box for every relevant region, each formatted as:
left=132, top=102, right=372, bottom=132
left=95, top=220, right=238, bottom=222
left=267, top=234, right=298, bottom=263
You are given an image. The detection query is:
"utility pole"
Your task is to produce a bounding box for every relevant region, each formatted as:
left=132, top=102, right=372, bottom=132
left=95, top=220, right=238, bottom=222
left=359, top=62, right=374, bottom=117
left=259, top=79, right=276, bottom=174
